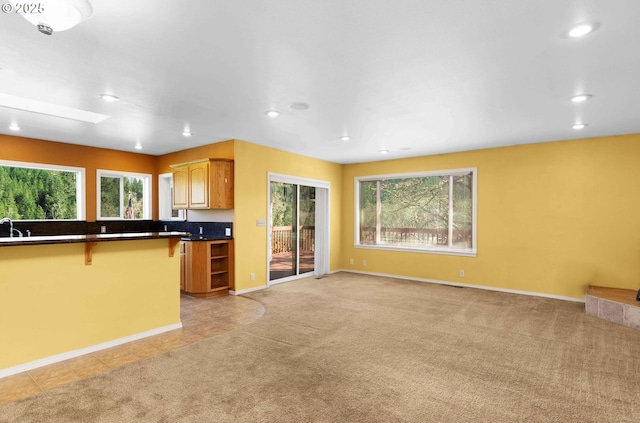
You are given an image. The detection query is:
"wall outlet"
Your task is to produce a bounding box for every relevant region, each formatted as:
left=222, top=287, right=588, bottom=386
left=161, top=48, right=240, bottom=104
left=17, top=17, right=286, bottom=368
left=164, top=225, right=168, bottom=232
left=362, top=260, right=367, bottom=266
left=250, top=273, right=255, bottom=281
left=225, top=227, right=231, bottom=237
left=100, top=226, right=106, bottom=233
left=349, top=258, right=354, bottom=265
left=459, top=270, right=465, bottom=277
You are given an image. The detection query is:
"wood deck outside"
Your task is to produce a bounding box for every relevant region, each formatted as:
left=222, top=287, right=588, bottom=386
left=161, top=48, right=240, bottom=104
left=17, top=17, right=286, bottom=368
left=269, top=250, right=314, bottom=281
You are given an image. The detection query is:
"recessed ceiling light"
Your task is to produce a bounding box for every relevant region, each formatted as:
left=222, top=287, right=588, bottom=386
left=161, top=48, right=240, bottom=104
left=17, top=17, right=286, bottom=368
left=265, top=110, right=280, bottom=118
left=571, top=94, right=592, bottom=103
left=340, top=135, right=351, bottom=142
left=572, top=123, right=587, bottom=130
left=182, top=131, right=192, bottom=137
left=99, top=94, right=120, bottom=102
left=290, top=103, right=309, bottom=111
left=379, top=149, right=389, bottom=154
left=9, top=124, right=20, bottom=131
left=568, top=23, right=598, bottom=38
left=134, top=142, right=143, bottom=150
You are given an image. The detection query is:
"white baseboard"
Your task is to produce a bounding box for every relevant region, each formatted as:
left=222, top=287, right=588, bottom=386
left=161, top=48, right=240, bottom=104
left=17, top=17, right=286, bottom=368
left=0, top=322, right=183, bottom=379
left=230, top=285, right=268, bottom=295
left=337, top=269, right=585, bottom=303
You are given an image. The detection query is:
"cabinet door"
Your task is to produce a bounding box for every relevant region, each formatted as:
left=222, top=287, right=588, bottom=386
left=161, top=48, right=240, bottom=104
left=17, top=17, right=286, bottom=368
left=172, top=166, right=189, bottom=209
left=210, top=160, right=234, bottom=209
left=189, top=161, right=209, bottom=208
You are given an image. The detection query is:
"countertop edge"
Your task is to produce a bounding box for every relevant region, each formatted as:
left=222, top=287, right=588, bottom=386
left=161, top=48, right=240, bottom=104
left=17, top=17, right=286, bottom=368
left=0, top=232, right=190, bottom=247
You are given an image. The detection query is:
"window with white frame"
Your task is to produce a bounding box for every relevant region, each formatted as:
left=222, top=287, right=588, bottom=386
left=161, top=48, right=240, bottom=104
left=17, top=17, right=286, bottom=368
left=158, top=173, right=185, bottom=220
left=0, top=160, right=85, bottom=220
left=97, top=170, right=151, bottom=220
left=355, top=168, right=476, bottom=256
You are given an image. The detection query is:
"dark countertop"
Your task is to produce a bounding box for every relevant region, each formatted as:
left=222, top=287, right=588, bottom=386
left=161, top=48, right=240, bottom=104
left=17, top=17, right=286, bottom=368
left=180, top=236, right=233, bottom=241
left=0, top=231, right=189, bottom=247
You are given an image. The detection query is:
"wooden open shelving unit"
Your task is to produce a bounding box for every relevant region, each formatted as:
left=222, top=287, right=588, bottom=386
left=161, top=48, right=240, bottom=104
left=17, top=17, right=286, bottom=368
left=182, top=239, right=234, bottom=298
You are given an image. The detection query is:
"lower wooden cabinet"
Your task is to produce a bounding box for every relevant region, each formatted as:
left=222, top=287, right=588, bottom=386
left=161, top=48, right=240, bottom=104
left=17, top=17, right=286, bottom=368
left=181, top=239, right=234, bottom=298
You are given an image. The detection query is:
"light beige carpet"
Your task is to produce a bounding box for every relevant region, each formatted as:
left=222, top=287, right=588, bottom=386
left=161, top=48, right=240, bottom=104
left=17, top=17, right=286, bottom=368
left=2, top=272, right=640, bottom=422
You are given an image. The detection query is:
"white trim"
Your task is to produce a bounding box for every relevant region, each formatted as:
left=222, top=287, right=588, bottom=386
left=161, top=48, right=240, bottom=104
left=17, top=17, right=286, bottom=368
left=267, top=172, right=331, bottom=286
left=230, top=285, right=268, bottom=295
left=96, top=169, right=152, bottom=220
left=0, top=322, right=182, bottom=379
left=0, top=159, right=86, bottom=220
left=337, top=269, right=585, bottom=303
left=158, top=173, right=185, bottom=221
left=354, top=167, right=477, bottom=256
left=268, top=172, right=331, bottom=189
left=355, top=244, right=477, bottom=257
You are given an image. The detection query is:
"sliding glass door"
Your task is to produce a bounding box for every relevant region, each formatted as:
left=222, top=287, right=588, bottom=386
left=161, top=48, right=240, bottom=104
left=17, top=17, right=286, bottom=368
left=269, top=181, right=316, bottom=282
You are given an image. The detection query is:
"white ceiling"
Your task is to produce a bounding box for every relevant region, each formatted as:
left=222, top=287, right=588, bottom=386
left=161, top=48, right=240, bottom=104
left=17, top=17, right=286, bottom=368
left=1, top=0, right=639, bottom=164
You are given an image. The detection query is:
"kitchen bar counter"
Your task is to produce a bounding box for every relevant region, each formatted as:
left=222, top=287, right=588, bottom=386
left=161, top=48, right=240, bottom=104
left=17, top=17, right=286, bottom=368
left=0, top=231, right=188, bottom=247
left=0, top=234, right=184, bottom=377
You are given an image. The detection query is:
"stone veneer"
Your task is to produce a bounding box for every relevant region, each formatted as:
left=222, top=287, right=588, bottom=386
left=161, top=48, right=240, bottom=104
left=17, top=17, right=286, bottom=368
left=585, top=285, right=640, bottom=330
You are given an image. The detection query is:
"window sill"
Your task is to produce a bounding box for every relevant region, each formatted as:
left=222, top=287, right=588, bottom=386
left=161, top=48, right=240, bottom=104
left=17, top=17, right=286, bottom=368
left=355, top=244, right=477, bottom=257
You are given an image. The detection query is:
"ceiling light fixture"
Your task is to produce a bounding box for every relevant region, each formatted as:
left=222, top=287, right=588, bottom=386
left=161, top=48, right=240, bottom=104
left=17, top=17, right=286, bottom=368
left=99, top=94, right=119, bottom=102
left=265, top=110, right=280, bottom=118
left=379, top=149, right=389, bottom=154
left=571, top=94, right=592, bottom=103
left=182, top=131, right=192, bottom=137
left=8, top=124, right=20, bottom=131
left=134, top=142, right=142, bottom=150
left=572, top=123, right=588, bottom=130
left=289, top=103, right=309, bottom=111
left=340, top=136, right=351, bottom=142
left=11, top=0, right=94, bottom=35
left=568, top=23, right=598, bottom=38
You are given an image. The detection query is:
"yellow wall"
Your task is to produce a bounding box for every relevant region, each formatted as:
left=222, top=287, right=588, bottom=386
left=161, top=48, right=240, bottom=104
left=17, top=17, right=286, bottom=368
left=3, top=132, right=639, bottom=300
left=0, top=239, right=180, bottom=370
left=341, top=134, right=640, bottom=299
left=0, top=134, right=157, bottom=222
left=233, top=140, right=343, bottom=291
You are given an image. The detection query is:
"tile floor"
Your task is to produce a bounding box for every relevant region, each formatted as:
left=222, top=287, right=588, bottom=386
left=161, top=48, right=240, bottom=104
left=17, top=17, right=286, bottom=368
left=0, top=294, right=265, bottom=405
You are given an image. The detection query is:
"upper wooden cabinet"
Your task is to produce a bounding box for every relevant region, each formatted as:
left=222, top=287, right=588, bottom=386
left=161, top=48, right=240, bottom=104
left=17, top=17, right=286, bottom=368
left=171, top=159, right=234, bottom=209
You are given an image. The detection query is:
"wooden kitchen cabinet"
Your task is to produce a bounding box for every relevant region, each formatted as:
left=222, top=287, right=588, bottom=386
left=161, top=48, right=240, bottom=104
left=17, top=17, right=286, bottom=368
left=172, top=167, right=189, bottom=209
left=182, top=239, right=234, bottom=298
left=171, top=159, right=234, bottom=209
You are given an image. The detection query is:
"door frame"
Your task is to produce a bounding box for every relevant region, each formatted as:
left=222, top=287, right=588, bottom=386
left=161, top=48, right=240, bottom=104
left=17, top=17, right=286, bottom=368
left=267, top=172, right=330, bottom=286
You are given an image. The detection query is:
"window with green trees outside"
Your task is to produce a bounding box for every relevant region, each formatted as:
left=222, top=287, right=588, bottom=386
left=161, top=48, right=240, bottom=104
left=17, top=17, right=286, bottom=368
left=0, top=161, right=84, bottom=220
left=355, top=168, right=476, bottom=256
left=97, top=170, right=151, bottom=220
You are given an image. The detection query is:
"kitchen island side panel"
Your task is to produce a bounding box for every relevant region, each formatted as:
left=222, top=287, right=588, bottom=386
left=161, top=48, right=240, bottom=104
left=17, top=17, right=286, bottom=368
left=0, top=239, right=180, bottom=371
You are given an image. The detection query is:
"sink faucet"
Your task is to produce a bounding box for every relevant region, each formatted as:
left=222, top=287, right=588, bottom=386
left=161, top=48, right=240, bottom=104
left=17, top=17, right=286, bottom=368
left=0, top=217, right=14, bottom=238
left=0, top=218, right=22, bottom=238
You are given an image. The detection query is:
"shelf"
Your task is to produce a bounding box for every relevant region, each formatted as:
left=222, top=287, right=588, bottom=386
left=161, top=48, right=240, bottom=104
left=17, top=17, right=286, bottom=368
left=182, top=239, right=234, bottom=297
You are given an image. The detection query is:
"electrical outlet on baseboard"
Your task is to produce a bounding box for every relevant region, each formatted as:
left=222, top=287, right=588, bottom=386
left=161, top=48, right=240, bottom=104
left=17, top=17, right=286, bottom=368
left=349, top=258, right=354, bottom=265
left=362, top=260, right=367, bottom=266
left=459, top=270, right=465, bottom=277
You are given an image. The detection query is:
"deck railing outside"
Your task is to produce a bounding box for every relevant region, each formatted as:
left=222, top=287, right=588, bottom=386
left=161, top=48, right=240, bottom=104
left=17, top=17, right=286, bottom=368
left=271, top=226, right=315, bottom=253
left=271, top=226, right=472, bottom=253
left=359, top=227, right=472, bottom=247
